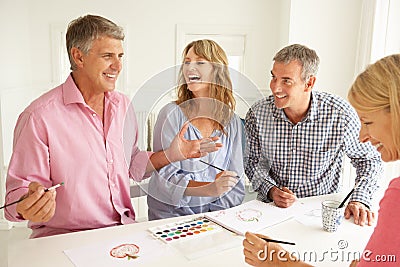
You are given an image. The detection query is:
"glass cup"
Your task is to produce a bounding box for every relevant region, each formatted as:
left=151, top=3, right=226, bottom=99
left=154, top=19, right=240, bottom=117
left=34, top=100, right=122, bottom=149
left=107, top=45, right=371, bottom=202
left=321, top=200, right=345, bottom=232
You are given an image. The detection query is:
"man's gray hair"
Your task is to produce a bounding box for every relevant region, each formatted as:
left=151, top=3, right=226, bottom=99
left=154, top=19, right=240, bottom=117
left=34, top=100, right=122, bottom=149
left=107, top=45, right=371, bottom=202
left=273, top=44, right=320, bottom=81
left=66, top=14, right=125, bottom=71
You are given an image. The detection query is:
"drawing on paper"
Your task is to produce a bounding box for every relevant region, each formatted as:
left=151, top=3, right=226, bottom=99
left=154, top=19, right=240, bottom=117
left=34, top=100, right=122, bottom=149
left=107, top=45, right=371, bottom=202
left=213, top=210, right=226, bottom=218
left=304, top=209, right=321, bottom=218
left=236, top=208, right=262, bottom=222
left=110, top=244, right=140, bottom=260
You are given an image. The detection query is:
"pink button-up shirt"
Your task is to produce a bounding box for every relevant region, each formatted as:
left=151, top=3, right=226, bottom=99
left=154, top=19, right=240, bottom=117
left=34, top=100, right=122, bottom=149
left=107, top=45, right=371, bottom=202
left=5, top=75, right=152, bottom=238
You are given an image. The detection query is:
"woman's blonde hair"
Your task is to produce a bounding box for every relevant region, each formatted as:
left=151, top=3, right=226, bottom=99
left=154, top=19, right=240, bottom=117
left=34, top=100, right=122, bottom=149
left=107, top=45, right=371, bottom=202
left=348, top=54, right=400, bottom=151
left=176, top=39, right=235, bottom=134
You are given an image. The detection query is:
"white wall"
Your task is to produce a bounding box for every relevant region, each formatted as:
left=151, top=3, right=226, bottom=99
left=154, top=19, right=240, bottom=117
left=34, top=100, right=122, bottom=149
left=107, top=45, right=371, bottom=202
left=288, top=0, right=363, bottom=98
left=0, top=0, right=280, bottom=91
left=1, top=0, right=33, bottom=89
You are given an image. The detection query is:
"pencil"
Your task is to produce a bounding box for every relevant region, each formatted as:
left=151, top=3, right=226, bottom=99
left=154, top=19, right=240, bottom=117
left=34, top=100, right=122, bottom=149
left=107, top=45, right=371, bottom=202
left=199, top=160, right=240, bottom=178
left=0, top=182, right=64, bottom=209
left=261, top=237, right=296, bottom=245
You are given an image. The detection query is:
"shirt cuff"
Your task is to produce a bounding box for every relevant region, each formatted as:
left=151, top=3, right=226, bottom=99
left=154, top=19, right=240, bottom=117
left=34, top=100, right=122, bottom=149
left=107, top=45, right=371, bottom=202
left=4, top=188, right=29, bottom=222
left=129, top=151, right=153, bottom=181
left=255, top=181, right=275, bottom=202
left=349, top=189, right=372, bottom=209
left=174, top=179, right=190, bottom=207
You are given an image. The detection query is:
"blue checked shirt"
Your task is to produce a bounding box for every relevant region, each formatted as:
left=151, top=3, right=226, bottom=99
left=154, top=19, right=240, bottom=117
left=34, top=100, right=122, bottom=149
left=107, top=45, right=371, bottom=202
left=244, top=91, right=382, bottom=207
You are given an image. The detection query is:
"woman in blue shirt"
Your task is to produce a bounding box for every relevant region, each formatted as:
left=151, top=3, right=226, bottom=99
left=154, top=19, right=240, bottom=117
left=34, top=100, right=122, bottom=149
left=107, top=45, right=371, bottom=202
left=147, top=39, right=245, bottom=220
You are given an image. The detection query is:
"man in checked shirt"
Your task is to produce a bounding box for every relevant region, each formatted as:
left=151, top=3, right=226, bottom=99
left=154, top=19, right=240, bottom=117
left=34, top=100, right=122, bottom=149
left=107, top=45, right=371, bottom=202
left=244, top=44, right=383, bottom=226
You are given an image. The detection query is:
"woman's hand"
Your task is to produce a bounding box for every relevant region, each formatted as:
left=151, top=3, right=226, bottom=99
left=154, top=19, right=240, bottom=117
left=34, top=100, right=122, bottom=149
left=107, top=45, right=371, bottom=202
left=166, top=122, right=222, bottom=162
left=208, top=171, right=238, bottom=197
left=243, top=232, right=312, bottom=267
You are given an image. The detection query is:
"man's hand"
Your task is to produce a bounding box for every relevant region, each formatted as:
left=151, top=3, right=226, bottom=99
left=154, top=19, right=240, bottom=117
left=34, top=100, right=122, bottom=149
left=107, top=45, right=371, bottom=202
left=269, top=186, right=296, bottom=208
left=166, top=122, right=222, bottom=162
left=16, top=182, right=56, bottom=223
left=345, top=201, right=375, bottom=226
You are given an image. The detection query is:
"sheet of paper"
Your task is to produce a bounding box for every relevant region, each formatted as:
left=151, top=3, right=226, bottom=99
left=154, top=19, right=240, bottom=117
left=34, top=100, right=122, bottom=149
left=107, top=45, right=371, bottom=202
left=205, top=199, right=307, bottom=235
left=294, top=197, right=323, bottom=227
left=170, top=229, right=242, bottom=260
left=64, top=232, right=172, bottom=267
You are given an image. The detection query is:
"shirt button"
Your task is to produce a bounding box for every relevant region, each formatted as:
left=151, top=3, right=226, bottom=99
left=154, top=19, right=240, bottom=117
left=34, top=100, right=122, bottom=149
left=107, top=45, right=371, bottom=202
left=108, top=159, right=114, bottom=164
left=92, top=113, right=96, bottom=117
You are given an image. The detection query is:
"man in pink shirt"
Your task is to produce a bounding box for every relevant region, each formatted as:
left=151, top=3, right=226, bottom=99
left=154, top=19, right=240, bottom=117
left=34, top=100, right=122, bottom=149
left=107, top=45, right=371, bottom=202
left=4, top=14, right=220, bottom=238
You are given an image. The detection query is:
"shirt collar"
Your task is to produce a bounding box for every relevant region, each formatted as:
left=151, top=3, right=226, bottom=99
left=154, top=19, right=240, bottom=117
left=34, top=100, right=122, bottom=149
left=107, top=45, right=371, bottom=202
left=271, top=91, right=319, bottom=123
left=62, top=74, right=120, bottom=106
left=62, top=74, right=85, bottom=105
left=307, top=91, right=319, bottom=121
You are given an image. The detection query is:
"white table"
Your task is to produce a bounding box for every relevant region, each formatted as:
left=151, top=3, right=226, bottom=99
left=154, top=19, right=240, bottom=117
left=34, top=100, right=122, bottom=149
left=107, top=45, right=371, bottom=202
left=7, top=194, right=375, bottom=267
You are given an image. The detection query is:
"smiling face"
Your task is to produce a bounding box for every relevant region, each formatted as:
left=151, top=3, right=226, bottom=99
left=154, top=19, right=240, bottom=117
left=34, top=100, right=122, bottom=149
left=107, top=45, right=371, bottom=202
left=182, top=47, right=213, bottom=98
left=74, top=36, right=123, bottom=95
left=270, top=60, right=315, bottom=122
left=357, top=108, right=398, bottom=162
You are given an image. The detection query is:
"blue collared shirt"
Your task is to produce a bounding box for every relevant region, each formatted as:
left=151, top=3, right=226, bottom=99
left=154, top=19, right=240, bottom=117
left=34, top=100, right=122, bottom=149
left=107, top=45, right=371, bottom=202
left=147, top=102, right=245, bottom=220
left=244, top=91, right=382, bottom=207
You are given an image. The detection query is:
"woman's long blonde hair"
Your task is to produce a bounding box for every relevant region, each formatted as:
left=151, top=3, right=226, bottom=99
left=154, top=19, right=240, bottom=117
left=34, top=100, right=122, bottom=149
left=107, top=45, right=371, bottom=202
left=348, top=54, right=400, bottom=151
left=176, top=39, right=236, bottom=134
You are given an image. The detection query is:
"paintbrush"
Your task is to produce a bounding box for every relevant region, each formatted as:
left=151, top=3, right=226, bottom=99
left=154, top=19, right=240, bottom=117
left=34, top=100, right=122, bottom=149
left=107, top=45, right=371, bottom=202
left=260, top=237, right=296, bottom=245
left=338, top=177, right=366, bottom=208
left=199, top=160, right=240, bottom=178
left=0, top=182, right=64, bottom=209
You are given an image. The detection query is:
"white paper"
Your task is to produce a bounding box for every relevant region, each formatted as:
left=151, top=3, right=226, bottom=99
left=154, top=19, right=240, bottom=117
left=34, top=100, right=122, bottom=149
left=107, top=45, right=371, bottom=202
left=170, top=229, right=242, bottom=260
left=64, top=232, right=172, bottom=267
left=294, top=197, right=324, bottom=227
left=205, top=199, right=307, bottom=235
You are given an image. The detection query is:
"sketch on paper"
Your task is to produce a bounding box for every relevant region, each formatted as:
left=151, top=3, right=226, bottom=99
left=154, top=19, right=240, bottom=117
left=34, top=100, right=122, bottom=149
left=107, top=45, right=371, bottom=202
left=109, top=244, right=140, bottom=260
left=236, top=208, right=262, bottom=222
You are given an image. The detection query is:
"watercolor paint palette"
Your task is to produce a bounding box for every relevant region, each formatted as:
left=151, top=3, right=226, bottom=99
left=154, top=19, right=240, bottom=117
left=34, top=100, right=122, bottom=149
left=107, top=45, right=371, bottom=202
left=148, top=217, right=222, bottom=243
